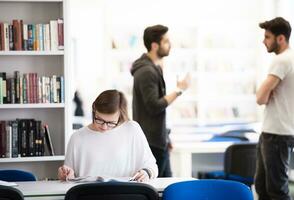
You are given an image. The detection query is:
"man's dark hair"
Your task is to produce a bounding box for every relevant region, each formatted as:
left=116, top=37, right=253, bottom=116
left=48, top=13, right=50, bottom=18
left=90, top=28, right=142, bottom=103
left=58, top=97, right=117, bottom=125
left=259, top=17, right=291, bottom=42
left=143, top=25, right=168, bottom=52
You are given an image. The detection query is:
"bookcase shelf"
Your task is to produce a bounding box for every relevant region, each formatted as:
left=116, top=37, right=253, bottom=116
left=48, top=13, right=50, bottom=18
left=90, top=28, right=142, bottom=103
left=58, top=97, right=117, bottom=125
left=0, top=156, right=64, bottom=163
left=0, top=0, right=70, bottom=180
left=0, top=103, right=65, bottom=109
left=0, top=51, right=64, bottom=56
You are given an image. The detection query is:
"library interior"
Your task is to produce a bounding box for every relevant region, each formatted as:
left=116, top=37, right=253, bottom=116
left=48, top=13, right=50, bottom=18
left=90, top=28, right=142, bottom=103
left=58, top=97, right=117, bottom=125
left=0, top=0, right=294, bottom=199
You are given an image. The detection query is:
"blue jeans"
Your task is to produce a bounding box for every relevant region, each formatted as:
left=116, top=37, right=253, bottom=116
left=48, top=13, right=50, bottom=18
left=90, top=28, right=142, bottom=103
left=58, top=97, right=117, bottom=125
left=255, top=132, right=294, bottom=200
left=150, top=146, right=172, bottom=177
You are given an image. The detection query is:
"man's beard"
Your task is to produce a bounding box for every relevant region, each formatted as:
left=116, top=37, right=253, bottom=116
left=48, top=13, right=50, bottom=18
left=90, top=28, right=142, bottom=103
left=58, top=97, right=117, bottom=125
left=157, top=47, right=170, bottom=58
left=267, top=39, right=280, bottom=54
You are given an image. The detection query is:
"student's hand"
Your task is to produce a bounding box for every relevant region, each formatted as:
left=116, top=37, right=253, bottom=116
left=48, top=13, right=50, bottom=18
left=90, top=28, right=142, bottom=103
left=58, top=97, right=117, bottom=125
left=58, top=165, right=75, bottom=181
left=130, top=170, right=149, bottom=182
left=177, top=73, right=191, bottom=91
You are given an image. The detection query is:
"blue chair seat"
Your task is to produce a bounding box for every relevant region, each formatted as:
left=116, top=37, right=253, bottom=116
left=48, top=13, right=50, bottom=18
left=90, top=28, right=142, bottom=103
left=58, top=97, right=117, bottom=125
left=162, top=180, right=254, bottom=200
left=0, top=170, right=36, bottom=182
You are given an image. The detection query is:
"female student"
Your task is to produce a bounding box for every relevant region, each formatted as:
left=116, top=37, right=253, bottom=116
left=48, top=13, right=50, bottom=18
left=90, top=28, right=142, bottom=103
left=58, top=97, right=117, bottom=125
left=58, top=90, right=158, bottom=182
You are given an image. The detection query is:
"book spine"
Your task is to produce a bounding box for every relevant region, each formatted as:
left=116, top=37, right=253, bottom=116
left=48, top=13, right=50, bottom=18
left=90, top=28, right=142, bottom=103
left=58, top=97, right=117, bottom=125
left=60, top=76, right=64, bottom=103
left=1, top=72, right=7, bottom=104
left=50, top=20, right=58, bottom=51
left=14, top=71, right=20, bottom=103
left=38, top=76, right=42, bottom=103
left=11, top=120, right=19, bottom=157
left=0, top=76, right=2, bottom=104
left=0, top=121, right=7, bottom=157
left=28, top=119, right=35, bottom=156
left=35, top=120, right=40, bottom=156
left=23, top=74, right=27, bottom=104
left=27, top=24, right=33, bottom=51
left=23, top=24, right=28, bottom=51
left=4, top=23, right=9, bottom=51
left=6, top=122, right=12, bottom=158
left=8, top=25, right=13, bottom=50
left=19, top=75, right=23, bottom=104
left=19, top=119, right=27, bottom=157
left=20, top=20, right=24, bottom=50
left=6, top=77, right=11, bottom=104
left=0, top=22, right=4, bottom=51
left=44, top=124, right=54, bottom=156
left=34, top=24, right=38, bottom=51
left=57, top=18, right=64, bottom=50
left=45, top=24, right=50, bottom=51
left=10, top=78, right=15, bottom=104
left=34, top=73, right=38, bottom=103
left=12, top=19, right=22, bottom=51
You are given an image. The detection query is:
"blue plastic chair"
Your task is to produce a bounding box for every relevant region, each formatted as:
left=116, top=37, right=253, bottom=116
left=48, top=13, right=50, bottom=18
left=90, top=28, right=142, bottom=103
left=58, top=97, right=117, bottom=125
left=162, top=180, right=254, bottom=200
left=0, top=169, right=36, bottom=182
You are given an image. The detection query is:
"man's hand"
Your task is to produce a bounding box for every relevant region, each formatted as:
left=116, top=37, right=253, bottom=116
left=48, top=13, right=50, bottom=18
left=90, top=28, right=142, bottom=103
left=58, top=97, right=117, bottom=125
left=177, top=73, right=191, bottom=91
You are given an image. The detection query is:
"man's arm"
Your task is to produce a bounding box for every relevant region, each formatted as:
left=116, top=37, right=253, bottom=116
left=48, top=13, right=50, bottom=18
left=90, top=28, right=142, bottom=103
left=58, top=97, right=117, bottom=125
left=164, top=74, right=190, bottom=105
left=256, top=74, right=281, bottom=105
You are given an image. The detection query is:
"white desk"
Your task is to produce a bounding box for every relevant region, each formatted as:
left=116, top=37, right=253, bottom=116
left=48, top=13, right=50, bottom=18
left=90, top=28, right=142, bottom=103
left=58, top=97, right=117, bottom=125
left=171, top=141, right=234, bottom=177
left=16, top=177, right=195, bottom=200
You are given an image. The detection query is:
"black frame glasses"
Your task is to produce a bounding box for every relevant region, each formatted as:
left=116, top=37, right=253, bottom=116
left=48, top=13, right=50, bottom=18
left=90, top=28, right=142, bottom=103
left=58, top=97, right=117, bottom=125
left=94, top=117, right=118, bottom=128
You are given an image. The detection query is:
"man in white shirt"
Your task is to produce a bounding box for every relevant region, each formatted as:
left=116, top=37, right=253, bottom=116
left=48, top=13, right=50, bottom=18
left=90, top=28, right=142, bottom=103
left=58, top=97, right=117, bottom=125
left=255, top=17, right=294, bottom=200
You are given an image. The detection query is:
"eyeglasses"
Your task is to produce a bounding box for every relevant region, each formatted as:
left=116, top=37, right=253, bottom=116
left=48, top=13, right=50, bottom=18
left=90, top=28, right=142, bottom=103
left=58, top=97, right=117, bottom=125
left=94, top=117, right=118, bottom=128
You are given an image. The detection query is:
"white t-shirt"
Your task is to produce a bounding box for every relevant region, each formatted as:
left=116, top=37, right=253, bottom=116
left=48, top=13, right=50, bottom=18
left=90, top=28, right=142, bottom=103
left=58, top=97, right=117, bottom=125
left=64, top=120, right=158, bottom=178
left=262, top=48, right=294, bottom=135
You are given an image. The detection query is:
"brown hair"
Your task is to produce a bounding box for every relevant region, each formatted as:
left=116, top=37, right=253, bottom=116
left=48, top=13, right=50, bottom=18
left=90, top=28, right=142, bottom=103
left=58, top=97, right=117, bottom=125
left=259, top=17, right=291, bottom=42
left=92, top=90, right=129, bottom=124
left=143, top=24, right=168, bottom=52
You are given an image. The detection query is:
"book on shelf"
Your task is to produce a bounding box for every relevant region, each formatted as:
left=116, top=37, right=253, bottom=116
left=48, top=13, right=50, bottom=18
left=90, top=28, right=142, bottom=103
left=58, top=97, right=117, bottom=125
left=5, top=123, right=11, bottom=158
left=57, top=19, right=64, bottom=50
left=0, top=118, right=53, bottom=158
left=0, top=76, right=2, bottom=104
left=0, top=22, right=4, bottom=51
left=0, top=19, right=63, bottom=51
left=44, top=124, right=54, bottom=156
left=0, top=121, right=7, bottom=158
left=0, top=71, right=64, bottom=104
left=11, top=120, right=19, bottom=158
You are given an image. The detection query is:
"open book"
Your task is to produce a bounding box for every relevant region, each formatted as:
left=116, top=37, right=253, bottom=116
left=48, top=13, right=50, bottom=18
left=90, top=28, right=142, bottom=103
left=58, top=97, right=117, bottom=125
left=67, top=176, right=132, bottom=183
left=0, top=180, right=18, bottom=187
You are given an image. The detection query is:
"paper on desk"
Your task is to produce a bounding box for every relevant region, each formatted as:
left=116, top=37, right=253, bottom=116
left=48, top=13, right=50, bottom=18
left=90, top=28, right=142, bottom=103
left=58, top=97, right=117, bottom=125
left=0, top=180, right=18, bottom=187
left=67, top=176, right=131, bottom=183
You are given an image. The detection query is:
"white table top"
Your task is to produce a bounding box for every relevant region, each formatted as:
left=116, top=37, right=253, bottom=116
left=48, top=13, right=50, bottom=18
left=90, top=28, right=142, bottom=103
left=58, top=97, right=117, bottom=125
left=15, top=177, right=195, bottom=199
left=172, top=141, right=235, bottom=153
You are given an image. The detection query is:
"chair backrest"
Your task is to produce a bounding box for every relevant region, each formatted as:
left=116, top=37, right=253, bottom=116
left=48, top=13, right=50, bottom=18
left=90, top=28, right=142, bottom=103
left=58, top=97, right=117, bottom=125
left=65, top=181, right=159, bottom=200
left=224, top=143, right=257, bottom=181
left=0, top=185, right=24, bottom=200
left=162, top=180, right=253, bottom=200
left=0, top=170, right=36, bottom=182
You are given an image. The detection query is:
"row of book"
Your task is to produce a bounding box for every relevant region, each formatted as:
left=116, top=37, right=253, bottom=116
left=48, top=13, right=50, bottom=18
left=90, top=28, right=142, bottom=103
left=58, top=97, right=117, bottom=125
left=0, top=71, right=64, bottom=104
left=0, top=19, right=64, bottom=51
left=0, top=119, right=54, bottom=158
